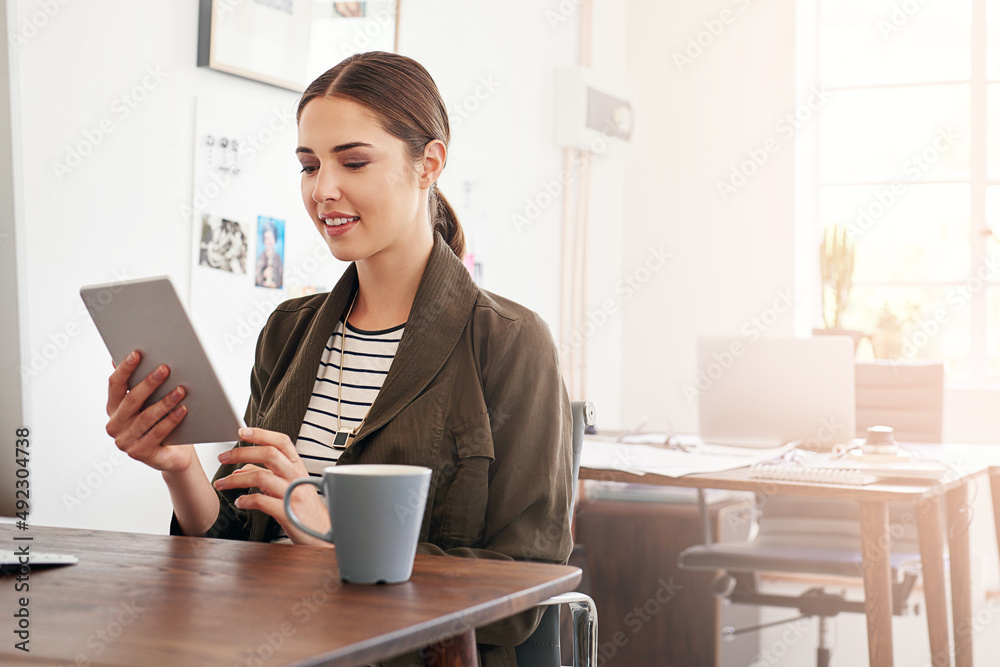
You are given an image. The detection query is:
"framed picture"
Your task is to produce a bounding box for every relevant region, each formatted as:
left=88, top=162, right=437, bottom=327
left=198, top=0, right=400, bottom=92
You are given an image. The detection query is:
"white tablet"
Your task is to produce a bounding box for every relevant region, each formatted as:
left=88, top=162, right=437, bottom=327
left=80, top=276, right=244, bottom=446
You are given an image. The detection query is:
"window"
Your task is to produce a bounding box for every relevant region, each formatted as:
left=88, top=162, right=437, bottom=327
left=813, top=0, right=1000, bottom=383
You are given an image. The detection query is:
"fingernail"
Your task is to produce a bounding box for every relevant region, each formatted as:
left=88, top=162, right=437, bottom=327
left=170, top=386, right=185, bottom=401
left=239, top=427, right=252, bottom=439
left=218, top=451, right=230, bottom=462
left=213, top=479, right=224, bottom=489
left=154, top=365, right=167, bottom=379
left=127, top=351, right=138, bottom=363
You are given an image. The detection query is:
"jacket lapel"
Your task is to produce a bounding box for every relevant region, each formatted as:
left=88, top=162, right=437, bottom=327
left=352, top=233, right=478, bottom=443
left=261, top=264, right=358, bottom=442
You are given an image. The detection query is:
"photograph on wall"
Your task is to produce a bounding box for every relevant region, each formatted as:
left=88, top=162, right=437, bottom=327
left=289, top=285, right=325, bottom=298
left=333, top=2, right=366, bottom=18
left=197, top=0, right=313, bottom=91
left=306, top=0, right=397, bottom=77
left=255, top=216, right=286, bottom=289
left=198, top=214, right=249, bottom=274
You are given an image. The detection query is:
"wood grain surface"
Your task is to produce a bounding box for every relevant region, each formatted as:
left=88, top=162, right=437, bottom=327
left=0, top=525, right=580, bottom=666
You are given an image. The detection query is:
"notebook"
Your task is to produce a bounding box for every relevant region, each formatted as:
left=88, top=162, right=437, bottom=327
left=695, top=336, right=856, bottom=450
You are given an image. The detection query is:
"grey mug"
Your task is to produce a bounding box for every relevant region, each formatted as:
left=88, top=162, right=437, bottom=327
left=284, top=464, right=432, bottom=584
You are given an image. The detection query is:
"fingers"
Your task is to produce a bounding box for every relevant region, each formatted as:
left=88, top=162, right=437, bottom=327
left=218, top=428, right=303, bottom=479
left=219, top=467, right=330, bottom=546
left=106, top=381, right=187, bottom=445
left=230, top=491, right=284, bottom=517
left=119, top=364, right=173, bottom=420
left=215, top=464, right=320, bottom=502
left=120, top=400, right=189, bottom=461
left=238, top=427, right=299, bottom=461
left=106, top=350, right=141, bottom=416
left=214, top=464, right=283, bottom=495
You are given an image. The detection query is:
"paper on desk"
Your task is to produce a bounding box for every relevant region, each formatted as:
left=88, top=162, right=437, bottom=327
left=581, top=437, right=795, bottom=478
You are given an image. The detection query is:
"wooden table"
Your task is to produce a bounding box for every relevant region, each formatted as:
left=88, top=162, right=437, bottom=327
left=0, top=525, right=580, bottom=666
left=581, top=445, right=995, bottom=667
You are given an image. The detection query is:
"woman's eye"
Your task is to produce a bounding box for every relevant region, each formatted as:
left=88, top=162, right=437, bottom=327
left=300, top=165, right=318, bottom=174
left=344, top=161, right=368, bottom=170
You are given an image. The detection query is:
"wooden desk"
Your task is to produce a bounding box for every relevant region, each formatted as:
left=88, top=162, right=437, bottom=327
left=581, top=454, right=991, bottom=667
left=0, top=525, right=580, bottom=666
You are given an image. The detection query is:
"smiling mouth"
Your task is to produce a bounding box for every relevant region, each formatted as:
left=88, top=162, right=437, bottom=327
left=326, top=216, right=360, bottom=227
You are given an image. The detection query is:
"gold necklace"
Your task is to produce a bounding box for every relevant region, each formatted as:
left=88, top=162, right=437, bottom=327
left=332, top=291, right=361, bottom=450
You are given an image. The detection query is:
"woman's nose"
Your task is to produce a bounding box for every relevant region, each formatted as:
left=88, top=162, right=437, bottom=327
left=312, top=166, right=341, bottom=202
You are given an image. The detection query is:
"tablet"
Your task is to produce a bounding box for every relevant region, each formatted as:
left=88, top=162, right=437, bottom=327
left=80, top=276, right=244, bottom=446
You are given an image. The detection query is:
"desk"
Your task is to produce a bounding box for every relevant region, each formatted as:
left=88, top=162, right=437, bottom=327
left=581, top=450, right=992, bottom=667
left=0, top=525, right=580, bottom=666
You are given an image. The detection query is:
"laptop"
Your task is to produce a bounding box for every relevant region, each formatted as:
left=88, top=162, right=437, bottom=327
left=695, top=336, right=856, bottom=450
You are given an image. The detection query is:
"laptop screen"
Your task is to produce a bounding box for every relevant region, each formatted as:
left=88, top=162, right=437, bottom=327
left=695, top=336, right=856, bottom=449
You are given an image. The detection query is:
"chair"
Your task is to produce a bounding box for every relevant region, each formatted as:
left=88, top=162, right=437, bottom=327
left=855, top=360, right=944, bottom=441
left=677, top=361, right=944, bottom=667
left=515, top=400, right=598, bottom=667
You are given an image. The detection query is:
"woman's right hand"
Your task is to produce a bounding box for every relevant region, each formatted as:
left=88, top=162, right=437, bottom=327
left=105, top=350, right=195, bottom=473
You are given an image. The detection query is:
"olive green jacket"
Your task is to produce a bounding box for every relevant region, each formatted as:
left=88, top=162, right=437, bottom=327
left=173, top=233, right=574, bottom=666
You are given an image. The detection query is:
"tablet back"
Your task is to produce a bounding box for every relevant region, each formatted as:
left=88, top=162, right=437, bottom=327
left=81, top=276, right=244, bottom=446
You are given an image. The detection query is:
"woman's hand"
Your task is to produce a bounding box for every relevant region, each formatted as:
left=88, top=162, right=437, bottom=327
left=105, top=350, right=195, bottom=473
left=212, top=427, right=333, bottom=547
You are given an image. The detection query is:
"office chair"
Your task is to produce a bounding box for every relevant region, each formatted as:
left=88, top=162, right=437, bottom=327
left=678, top=360, right=944, bottom=667
left=515, top=400, right=598, bottom=667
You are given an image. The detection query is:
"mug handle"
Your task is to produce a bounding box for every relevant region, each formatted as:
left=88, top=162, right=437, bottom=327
left=284, top=477, right=334, bottom=542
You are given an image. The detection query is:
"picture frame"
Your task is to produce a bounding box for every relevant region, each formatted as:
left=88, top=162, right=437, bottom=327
left=197, top=0, right=401, bottom=92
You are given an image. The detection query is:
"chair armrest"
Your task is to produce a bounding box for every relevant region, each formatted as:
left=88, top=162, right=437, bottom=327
left=531, top=592, right=598, bottom=667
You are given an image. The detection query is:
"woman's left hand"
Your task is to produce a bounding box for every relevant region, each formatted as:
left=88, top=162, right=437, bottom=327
left=213, top=427, right=333, bottom=547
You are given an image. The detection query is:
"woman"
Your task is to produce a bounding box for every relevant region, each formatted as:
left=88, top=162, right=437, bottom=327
left=104, top=52, right=572, bottom=666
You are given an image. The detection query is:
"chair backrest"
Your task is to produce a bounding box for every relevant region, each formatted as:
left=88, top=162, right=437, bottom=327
left=855, top=360, right=944, bottom=442
left=515, top=400, right=595, bottom=667
left=570, top=401, right=596, bottom=507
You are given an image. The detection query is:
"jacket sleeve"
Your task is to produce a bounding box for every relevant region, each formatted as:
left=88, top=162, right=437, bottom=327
left=417, top=311, right=574, bottom=646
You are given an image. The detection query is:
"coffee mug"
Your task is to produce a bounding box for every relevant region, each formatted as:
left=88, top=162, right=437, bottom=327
left=284, top=464, right=432, bottom=584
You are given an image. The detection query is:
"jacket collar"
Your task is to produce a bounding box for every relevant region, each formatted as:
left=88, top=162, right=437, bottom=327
left=268, top=233, right=479, bottom=447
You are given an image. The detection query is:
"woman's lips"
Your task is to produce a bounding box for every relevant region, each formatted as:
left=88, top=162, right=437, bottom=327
left=323, top=217, right=359, bottom=236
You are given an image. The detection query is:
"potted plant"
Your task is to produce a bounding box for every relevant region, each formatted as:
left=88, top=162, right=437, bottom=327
left=816, top=224, right=865, bottom=351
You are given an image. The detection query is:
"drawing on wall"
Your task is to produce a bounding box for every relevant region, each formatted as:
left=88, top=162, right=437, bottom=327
left=255, top=216, right=286, bottom=289
left=199, top=215, right=249, bottom=274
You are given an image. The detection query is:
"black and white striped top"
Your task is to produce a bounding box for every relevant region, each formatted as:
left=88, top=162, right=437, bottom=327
left=294, top=319, right=404, bottom=477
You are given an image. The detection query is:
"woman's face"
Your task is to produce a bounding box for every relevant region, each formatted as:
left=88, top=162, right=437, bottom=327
left=296, top=96, right=436, bottom=265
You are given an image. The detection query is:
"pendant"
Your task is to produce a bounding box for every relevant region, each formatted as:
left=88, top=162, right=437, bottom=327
left=332, top=428, right=354, bottom=450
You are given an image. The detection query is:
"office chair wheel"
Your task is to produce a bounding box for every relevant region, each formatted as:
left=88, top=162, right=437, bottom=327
left=711, top=572, right=737, bottom=598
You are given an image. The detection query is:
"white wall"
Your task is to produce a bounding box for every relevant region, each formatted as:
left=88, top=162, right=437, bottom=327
left=11, top=0, right=626, bottom=533
left=623, top=0, right=798, bottom=433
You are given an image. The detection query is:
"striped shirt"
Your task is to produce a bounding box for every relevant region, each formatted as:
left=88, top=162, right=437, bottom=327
left=295, top=319, right=403, bottom=477
left=274, top=319, right=403, bottom=543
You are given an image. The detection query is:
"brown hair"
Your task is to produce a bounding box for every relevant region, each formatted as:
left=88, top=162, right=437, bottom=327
left=297, top=51, right=464, bottom=259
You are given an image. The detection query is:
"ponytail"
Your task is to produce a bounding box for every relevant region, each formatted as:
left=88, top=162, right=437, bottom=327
left=430, top=186, right=465, bottom=260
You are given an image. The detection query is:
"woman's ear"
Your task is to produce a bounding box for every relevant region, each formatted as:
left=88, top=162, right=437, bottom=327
left=417, top=140, right=447, bottom=189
